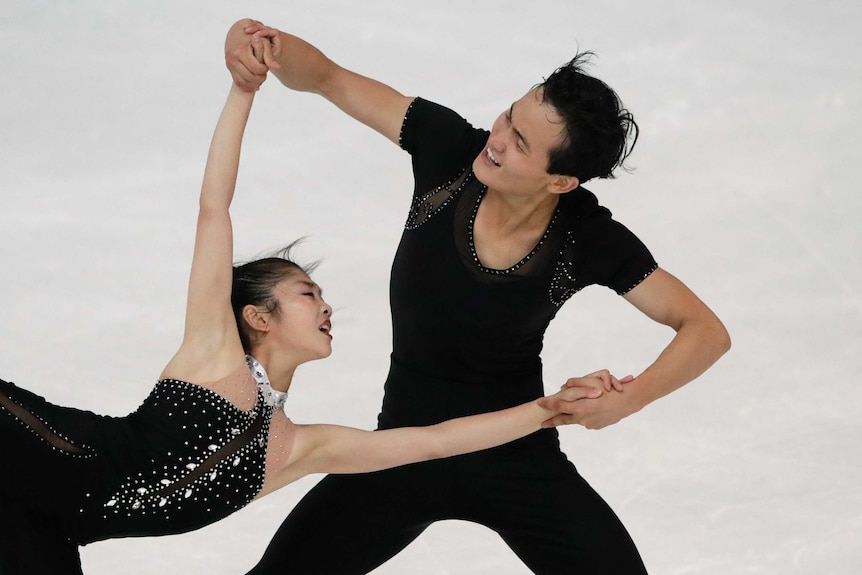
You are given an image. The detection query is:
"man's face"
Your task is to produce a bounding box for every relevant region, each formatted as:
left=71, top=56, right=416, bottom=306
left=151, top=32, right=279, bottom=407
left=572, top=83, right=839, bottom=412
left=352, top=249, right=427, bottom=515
left=472, top=88, right=569, bottom=197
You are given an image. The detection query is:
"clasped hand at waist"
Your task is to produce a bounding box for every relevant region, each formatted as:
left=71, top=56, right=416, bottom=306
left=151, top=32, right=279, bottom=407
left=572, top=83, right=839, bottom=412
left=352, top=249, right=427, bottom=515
left=538, top=369, right=638, bottom=430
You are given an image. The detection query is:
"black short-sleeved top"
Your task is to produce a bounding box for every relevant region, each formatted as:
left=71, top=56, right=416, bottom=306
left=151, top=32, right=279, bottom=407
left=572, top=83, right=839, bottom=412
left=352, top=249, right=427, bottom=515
left=389, top=98, right=656, bottom=401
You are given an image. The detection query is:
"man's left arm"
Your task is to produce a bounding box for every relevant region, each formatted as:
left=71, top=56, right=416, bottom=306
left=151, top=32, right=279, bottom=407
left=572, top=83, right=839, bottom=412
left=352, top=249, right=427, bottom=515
left=539, top=267, right=731, bottom=429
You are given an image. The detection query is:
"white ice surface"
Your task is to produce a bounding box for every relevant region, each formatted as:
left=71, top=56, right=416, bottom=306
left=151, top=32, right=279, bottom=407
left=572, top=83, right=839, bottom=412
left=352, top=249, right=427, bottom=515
left=1, top=1, right=860, bottom=573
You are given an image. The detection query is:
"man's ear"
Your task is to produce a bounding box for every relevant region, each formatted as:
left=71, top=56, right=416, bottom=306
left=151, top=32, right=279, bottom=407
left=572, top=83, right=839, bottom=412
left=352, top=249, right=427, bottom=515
left=548, top=174, right=579, bottom=195
left=242, top=304, right=270, bottom=334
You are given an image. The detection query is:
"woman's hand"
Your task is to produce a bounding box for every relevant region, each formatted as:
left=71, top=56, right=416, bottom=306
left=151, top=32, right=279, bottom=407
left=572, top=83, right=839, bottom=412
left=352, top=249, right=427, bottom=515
left=225, top=19, right=282, bottom=91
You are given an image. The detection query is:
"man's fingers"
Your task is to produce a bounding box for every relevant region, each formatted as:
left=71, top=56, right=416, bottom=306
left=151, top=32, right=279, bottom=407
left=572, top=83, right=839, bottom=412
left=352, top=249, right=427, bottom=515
left=260, top=36, right=280, bottom=70
left=251, top=36, right=265, bottom=64
left=559, top=386, right=602, bottom=400
left=562, top=375, right=604, bottom=392
left=573, top=370, right=635, bottom=393
left=612, top=374, right=635, bottom=392
left=249, top=28, right=282, bottom=69
left=591, top=369, right=612, bottom=392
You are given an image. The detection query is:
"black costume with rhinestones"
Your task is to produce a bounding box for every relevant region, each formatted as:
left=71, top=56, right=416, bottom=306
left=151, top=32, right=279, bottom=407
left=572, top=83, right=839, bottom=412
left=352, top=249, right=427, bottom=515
left=0, top=356, right=283, bottom=574
left=248, top=98, right=657, bottom=575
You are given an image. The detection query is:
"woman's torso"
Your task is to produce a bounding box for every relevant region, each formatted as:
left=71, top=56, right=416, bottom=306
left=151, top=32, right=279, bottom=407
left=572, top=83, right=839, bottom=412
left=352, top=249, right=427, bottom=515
left=0, top=357, right=294, bottom=545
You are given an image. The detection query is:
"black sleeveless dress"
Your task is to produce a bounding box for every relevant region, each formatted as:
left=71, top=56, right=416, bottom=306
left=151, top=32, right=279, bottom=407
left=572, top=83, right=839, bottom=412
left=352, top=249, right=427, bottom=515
left=0, top=355, right=284, bottom=573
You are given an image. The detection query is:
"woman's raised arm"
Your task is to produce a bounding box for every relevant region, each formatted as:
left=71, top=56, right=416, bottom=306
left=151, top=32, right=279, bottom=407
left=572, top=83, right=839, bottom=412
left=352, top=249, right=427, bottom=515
left=161, top=84, right=256, bottom=380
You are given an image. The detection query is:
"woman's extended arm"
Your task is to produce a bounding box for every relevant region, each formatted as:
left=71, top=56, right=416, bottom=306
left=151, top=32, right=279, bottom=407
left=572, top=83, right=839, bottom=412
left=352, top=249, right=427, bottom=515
left=160, top=84, right=255, bottom=380
left=259, top=383, right=604, bottom=494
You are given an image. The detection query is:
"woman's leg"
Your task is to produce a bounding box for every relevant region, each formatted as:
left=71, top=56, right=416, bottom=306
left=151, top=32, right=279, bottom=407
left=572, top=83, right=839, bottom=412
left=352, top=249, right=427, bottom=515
left=1, top=378, right=92, bottom=574
left=0, top=493, right=83, bottom=575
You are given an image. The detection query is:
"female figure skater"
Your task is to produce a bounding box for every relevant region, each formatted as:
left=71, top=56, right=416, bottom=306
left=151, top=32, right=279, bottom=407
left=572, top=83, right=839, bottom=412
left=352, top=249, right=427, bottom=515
left=224, top=21, right=732, bottom=575
left=0, top=46, right=598, bottom=574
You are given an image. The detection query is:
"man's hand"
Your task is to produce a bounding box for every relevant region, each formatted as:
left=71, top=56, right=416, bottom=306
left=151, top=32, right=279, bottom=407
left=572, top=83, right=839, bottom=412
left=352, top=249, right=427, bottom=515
left=544, top=383, right=604, bottom=404
left=569, top=369, right=633, bottom=393
left=538, top=371, right=636, bottom=430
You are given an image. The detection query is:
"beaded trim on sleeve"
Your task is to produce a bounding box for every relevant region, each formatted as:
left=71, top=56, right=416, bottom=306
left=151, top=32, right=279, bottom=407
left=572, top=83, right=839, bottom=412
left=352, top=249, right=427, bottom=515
left=398, top=98, right=419, bottom=150
left=246, top=355, right=288, bottom=410
left=618, top=263, right=658, bottom=296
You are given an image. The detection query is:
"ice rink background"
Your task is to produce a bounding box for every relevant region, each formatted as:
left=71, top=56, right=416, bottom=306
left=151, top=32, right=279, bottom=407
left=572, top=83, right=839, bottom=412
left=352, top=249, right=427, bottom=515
left=1, top=1, right=860, bottom=573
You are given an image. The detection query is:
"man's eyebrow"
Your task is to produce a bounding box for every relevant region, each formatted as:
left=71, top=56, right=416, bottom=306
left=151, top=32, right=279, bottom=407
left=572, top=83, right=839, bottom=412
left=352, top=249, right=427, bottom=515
left=509, top=102, right=531, bottom=152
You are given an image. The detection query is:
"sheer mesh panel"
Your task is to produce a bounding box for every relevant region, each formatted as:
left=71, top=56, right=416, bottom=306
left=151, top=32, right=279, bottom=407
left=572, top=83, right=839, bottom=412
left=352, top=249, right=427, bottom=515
left=0, top=389, right=87, bottom=454
left=406, top=169, right=471, bottom=230
left=451, top=172, right=564, bottom=282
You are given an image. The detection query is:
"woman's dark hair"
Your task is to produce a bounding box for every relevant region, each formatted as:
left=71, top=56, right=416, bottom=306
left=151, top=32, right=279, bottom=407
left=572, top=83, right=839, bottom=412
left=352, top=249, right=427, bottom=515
left=539, top=51, right=638, bottom=183
left=231, top=241, right=317, bottom=353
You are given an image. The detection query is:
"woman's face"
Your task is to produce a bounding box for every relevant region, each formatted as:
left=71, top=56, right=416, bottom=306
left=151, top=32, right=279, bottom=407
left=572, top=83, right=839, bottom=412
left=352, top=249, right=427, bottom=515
left=267, top=271, right=333, bottom=364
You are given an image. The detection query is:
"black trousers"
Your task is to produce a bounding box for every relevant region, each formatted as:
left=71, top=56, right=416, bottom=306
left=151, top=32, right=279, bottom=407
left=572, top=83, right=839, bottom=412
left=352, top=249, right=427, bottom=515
left=247, top=428, right=647, bottom=574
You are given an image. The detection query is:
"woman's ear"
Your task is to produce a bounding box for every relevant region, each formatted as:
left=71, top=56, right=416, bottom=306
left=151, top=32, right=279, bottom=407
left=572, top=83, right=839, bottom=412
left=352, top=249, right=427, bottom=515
left=242, top=304, right=270, bottom=334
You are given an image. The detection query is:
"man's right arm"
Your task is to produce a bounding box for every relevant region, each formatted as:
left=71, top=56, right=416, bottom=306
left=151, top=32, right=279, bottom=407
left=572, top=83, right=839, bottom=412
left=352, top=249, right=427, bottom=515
left=225, top=19, right=413, bottom=145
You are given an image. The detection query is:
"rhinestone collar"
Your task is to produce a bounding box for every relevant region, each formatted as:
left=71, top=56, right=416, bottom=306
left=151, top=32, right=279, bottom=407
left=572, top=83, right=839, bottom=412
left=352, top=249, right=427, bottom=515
left=246, top=355, right=288, bottom=410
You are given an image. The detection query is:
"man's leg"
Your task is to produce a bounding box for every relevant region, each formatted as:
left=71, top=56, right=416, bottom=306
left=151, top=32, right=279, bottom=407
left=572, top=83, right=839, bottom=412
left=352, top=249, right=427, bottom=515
left=457, top=440, right=648, bottom=574
left=247, top=459, right=452, bottom=574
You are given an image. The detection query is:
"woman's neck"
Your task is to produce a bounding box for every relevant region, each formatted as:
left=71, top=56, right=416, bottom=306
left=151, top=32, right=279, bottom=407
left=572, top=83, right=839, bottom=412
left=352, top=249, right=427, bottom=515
left=249, top=347, right=297, bottom=393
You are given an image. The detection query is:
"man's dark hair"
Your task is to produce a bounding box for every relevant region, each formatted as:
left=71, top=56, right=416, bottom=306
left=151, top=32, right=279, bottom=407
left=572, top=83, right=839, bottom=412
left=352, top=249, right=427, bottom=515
left=539, top=52, right=638, bottom=183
